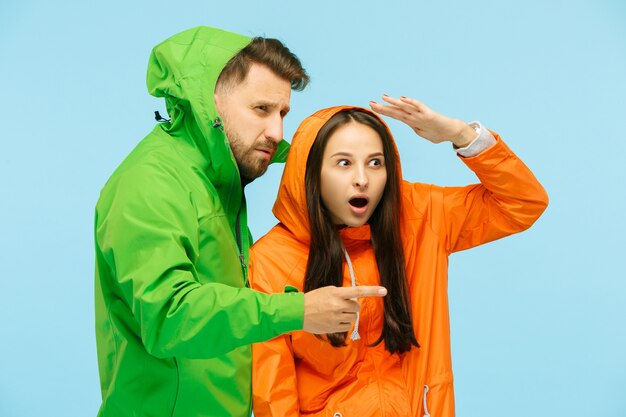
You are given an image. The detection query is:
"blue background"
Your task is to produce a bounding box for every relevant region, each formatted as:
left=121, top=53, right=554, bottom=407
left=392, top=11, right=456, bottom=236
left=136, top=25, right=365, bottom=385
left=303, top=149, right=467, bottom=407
left=1, top=0, right=625, bottom=416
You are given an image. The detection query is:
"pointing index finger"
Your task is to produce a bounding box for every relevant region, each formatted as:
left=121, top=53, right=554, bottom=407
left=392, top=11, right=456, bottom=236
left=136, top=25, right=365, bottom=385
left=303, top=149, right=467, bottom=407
left=339, top=286, right=387, bottom=299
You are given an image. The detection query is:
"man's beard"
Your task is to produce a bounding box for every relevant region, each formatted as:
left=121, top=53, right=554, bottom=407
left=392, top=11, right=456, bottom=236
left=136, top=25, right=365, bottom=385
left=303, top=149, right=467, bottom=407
left=227, top=132, right=277, bottom=184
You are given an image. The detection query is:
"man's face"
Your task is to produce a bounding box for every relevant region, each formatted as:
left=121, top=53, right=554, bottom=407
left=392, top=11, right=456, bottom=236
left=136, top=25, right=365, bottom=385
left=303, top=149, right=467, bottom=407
left=214, top=63, right=291, bottom=183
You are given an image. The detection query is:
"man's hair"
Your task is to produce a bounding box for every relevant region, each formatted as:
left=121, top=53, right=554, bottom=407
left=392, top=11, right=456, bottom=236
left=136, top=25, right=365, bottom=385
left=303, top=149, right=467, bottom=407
left=216, top=37, right=309, bottom=92
left=303, top=109, right=419, bottom=355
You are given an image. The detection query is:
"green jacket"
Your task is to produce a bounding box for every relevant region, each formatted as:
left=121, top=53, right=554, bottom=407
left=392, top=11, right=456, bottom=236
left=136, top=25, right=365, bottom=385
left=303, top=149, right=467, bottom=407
left=94, top=26, right=303, bottom=417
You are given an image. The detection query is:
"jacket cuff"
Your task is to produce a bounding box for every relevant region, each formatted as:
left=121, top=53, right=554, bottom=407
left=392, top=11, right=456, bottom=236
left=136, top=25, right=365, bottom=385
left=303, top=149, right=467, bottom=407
left=455, top=121, right=497, bottom=157
left=458, top=132, right=514, bottom=170
left=267, top=291, right=305, bottom=333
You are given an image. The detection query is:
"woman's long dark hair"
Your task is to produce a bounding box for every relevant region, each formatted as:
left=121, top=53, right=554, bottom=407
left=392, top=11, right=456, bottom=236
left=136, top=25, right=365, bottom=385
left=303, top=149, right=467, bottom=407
left=303, top=109, right=419, bottom=354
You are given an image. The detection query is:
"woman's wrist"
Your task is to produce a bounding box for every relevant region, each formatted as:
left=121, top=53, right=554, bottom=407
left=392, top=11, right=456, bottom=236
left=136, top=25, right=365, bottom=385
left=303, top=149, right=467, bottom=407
left=451, top=121, right=478, bottom=148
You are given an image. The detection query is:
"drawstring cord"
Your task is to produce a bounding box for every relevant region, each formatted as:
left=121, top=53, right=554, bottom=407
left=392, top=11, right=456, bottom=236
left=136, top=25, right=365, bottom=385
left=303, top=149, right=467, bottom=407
left=342, top=247, right=360, bottom=341
left=154, top=111, right=170, bottom=122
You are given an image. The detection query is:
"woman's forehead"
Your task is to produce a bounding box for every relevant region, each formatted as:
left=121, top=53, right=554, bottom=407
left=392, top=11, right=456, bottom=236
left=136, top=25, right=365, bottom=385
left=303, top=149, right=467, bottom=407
left=323, top=123, right=383, bottom=155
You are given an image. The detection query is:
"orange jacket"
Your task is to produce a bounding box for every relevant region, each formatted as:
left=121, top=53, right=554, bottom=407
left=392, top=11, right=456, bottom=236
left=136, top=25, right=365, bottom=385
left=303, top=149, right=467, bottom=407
left=251, top=106, right=548, bottom=417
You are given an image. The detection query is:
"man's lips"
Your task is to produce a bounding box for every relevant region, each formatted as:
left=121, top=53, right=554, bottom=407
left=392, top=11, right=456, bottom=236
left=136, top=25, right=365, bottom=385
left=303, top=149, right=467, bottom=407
left=254, top=138, right=278, bottom=160
left=256, top=147, right=275, bottom=159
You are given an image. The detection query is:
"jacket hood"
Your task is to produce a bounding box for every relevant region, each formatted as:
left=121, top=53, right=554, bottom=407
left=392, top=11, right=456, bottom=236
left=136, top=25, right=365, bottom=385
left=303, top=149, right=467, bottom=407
left=272, top=106, right=403, bottom=244
left=147, top=26, right=250, bottom=135
left=147, top=26, right=250, bottom=165
left=146, top=27, right=289, bottom=193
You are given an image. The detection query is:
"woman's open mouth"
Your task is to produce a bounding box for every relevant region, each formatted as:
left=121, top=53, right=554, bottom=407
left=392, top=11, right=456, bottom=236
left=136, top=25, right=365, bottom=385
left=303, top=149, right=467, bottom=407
left=349, top=197, right=369, bottom=214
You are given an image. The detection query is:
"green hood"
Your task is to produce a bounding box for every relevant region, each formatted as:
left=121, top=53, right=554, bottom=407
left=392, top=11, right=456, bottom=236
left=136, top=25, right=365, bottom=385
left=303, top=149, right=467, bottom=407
left=147, top=27, right=250, bottom=216
left=147, top=27, right=288, bottom=190
left=148, top=27, right=247, bottom=161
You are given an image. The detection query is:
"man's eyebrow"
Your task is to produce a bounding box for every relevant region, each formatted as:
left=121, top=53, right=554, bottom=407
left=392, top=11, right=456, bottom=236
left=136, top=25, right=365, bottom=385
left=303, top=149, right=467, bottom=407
left=253, top=100, right=289, bottom=110
left=252, top=100, right=291, bottom=115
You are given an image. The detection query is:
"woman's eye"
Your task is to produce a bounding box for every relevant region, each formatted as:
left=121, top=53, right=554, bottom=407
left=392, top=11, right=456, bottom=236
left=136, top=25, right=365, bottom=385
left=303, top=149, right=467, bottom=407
left=369, top=159, right=383, bottom=167
left=337, top=159, right=350, bottom=167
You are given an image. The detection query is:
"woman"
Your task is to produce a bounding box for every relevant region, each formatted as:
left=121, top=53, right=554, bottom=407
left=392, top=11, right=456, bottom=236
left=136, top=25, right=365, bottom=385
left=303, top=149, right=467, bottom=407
left=250, top=96, right=548, bottom=417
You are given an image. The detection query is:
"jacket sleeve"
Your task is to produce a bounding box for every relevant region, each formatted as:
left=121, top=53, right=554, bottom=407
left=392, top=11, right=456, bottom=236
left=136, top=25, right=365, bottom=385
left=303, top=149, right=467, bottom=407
left=95, top=167, right=304, bottom=359
left=250, top=248, right=301, bottom=417
left=404, top=134, right=549, bottom=254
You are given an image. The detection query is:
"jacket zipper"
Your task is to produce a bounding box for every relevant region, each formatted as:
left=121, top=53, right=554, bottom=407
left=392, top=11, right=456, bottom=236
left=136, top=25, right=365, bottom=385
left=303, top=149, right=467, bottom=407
left=216, top=116, right=247, bottom=282
left=235, top=202, right=247, bottom=285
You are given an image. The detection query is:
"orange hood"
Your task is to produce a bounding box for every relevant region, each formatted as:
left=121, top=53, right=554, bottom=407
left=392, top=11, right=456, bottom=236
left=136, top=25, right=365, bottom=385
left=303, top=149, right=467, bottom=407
left=272, top=105, right=403, bottom=244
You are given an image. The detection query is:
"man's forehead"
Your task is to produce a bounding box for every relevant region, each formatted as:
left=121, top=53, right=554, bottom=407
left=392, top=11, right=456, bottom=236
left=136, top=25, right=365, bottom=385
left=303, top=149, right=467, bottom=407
left=240, top=64, right=291, bottom=106
left=241, top=64, right=289, bottom=89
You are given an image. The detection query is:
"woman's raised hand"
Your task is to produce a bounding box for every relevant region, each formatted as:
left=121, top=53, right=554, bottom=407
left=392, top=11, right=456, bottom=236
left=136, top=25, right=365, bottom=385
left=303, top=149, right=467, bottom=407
left=369, top=95, right=476, bottom=148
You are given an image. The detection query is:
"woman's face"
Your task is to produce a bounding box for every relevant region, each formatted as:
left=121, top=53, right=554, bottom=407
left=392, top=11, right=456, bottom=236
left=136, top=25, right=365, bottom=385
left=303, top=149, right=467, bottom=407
left=320, top=122, right=387, bottom=227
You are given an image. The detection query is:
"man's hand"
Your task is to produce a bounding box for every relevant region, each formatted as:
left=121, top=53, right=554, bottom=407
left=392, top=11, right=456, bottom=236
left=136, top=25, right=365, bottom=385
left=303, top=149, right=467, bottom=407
left=302, top=285, right=387, bottom=334
left=369, top=95, right=477, bottom=148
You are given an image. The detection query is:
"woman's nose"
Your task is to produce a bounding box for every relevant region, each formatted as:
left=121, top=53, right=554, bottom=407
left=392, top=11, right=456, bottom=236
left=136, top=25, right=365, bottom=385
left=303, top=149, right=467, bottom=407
left=353, top=167, right=368, bottom=189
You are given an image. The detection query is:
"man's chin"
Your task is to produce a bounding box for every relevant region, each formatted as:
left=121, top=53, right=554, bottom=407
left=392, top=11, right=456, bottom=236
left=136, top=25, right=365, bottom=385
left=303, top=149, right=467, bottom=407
left=240, top=162, right=270, bottom=185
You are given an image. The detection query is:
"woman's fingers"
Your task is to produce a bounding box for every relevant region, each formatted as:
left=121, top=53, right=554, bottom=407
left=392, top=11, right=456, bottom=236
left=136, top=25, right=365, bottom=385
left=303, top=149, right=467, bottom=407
left=399, top=95, right=427, bottom=111
left=369, top=100, right=412, bottom=122
left=371, top=94, right=430, bottom=125
left=382, top=94, right=425, bottom=115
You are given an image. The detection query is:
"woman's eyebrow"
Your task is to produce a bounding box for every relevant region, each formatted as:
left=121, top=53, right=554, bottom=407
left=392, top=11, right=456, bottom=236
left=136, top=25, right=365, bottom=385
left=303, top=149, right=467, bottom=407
left=329, top=151, right=353, bottom=158
left=329, top=151, right=384, bottom=158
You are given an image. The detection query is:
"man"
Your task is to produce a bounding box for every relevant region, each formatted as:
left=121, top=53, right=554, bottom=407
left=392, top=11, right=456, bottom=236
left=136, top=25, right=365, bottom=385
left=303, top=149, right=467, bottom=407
left=94, top=26, right=386, bottom=417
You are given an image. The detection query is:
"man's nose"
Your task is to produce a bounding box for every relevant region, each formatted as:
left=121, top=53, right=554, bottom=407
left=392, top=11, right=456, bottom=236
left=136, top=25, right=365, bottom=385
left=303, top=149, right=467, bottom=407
left=264, top=114, right=283, bottom=144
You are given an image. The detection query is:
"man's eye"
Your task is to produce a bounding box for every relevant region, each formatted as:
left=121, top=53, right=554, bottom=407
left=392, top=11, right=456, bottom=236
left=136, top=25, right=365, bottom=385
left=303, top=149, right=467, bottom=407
left=256, top=105, right=268, bottom=112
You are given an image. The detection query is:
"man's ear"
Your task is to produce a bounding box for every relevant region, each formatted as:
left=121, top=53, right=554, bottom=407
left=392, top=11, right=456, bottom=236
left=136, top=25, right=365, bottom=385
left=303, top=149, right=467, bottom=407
left=213, top=92, right=222, bottom=115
